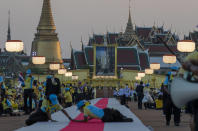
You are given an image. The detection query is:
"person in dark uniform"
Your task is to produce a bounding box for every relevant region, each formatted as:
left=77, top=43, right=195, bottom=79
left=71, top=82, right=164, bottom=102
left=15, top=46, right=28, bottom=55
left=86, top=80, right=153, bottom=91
left=45, top=76, right=61, bottom=100
left=160, top=83, right=166, bottom=115
left=136, top=81, right=144, bottom=109
left=164, top=72, right=181, bottom=126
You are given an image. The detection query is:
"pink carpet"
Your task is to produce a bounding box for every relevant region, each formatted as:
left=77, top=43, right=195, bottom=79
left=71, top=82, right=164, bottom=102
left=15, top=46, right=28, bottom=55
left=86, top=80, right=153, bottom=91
left=60, top=98, right=109, bottom=131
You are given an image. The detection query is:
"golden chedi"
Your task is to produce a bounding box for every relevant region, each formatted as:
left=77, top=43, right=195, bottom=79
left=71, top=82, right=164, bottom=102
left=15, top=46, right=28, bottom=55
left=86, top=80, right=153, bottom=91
left=30, top=0, right=63, bottom=73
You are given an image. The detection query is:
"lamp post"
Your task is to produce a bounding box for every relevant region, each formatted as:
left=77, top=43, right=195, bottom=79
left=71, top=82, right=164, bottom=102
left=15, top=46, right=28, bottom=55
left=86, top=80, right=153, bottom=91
left=72, top=75, right=79, bottom=81
left=5, top=40, right=24, bottom=86
left=163, top=54, right=176, bottom=73
left=138, top=72, right=145, bottom=78
left=65, top=72, right=73, bottom=81
left=177, top=40, right=195, bottom=53
left=49, top=63, right=60, bottom=75
left=163, top=54, right=176, bottom=64
left=135, top=76, right=141, bottom=81
left=32, top=56, right=46, bottom=81
left=58, top=68, right=67, bottom=82
left=32, top=56, right=46, bottom=65
left=150, top=63, right=160, bottom=70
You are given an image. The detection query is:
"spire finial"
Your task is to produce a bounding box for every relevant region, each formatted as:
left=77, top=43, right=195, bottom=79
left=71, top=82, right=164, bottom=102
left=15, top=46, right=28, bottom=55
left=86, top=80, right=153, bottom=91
left=7, top=10, right=11, bottom=41
left=81, top=36, right=84, bottom=51
left=124, top=0, right=134, bottom=36
left=70, top=41, right=72, bottom=50
left=37, top=0, right=56, bottom=30
left=129, top=0, right=131, bottom=11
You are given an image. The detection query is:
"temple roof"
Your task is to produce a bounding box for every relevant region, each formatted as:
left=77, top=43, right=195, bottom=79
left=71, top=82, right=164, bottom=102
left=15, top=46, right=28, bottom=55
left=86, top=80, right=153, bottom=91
left=144, top=44, right=178, bottom=56
left=84, top=46, right=94, bottom=65
left=107, top=33, right=119, bottom=44
left=72, top=46, right=149, bottom=71
left=93, top=34, right=104, bottom=44
left=117, top=47, right=139, bottom=66
left=139, top=51, right=150, bottom=70
left=73, top=50, right=87, bottom=69
left=136, top=27, right=152, bottom=39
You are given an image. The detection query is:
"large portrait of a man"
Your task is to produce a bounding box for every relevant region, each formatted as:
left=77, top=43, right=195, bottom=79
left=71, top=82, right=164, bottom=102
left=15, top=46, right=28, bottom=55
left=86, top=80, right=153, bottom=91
left=93, top=45, right=117, bottom=78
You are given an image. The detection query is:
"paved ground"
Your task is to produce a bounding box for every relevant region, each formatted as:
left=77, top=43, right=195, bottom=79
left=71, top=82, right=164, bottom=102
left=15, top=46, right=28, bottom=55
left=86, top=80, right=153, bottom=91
left=128, top=101, right=191, bottom=131
left=0, top=115, right=28, bottom=131
left=0, top=100, right=192, bottom=131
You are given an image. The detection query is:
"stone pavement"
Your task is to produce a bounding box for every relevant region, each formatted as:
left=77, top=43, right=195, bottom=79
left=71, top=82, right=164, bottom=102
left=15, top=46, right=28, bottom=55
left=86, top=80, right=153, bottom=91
left=0, top=115, right=28, bottom=131
left=128, top=101, right=191, bottom=131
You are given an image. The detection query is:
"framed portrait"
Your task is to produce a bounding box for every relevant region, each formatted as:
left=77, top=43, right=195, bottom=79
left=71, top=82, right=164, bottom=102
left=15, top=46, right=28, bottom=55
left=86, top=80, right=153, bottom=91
left=93, top=44, right=117, bottom=79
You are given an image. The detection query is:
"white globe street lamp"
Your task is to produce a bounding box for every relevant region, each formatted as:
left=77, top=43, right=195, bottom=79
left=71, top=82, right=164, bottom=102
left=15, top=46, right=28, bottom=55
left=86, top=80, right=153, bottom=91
left=65, top=72, right=73, bottom=77
left=177, top=40, right=195, bottom=53
left=58, top=68, right=67, bottom=75
left=72, top=76, right=79, bottom=80
left=49, top=63, right=60, bottom=70
left=32, top=56, right=46, bottom=65
left=163, top=54, right=176, bottom=64
left=150, top=63, right=160, bottom=70
left=5, top=40, right=24, bottom=52
left=138, top=72, right=145, bottom=78
left=145, top=69, right=154, bottom=74
left=135, top=76, right=141, bottom=80
left=5, top=40, right=24, bottom=85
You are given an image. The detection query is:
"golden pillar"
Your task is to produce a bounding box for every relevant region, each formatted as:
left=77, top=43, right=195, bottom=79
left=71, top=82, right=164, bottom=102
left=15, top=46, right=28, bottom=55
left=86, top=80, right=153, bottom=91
left=30, top=0, right=63, bottom=72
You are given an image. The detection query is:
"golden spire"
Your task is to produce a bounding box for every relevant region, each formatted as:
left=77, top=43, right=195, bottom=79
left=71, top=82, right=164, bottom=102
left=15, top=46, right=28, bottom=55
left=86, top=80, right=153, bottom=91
left=30, top=0, right=63, bottom=72
left=37, top=0, right=56, bottom=30
left=124, top=0, right=134, bottom=35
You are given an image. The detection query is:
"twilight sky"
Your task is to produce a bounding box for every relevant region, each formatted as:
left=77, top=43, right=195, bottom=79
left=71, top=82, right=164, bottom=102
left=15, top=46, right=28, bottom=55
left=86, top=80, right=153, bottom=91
left=0, top=0, right=198, bottom=58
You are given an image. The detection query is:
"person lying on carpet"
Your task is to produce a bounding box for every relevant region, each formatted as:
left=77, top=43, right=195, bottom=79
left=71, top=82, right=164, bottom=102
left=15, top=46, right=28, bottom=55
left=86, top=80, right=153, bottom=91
left=25, top=94, right=72, bottom=126
left=72, top=100, right=133, bottom=122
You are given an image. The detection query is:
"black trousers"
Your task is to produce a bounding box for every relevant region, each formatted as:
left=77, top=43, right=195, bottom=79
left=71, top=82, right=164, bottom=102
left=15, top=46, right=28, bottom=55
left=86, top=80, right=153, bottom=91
left=138, top=94, right=143, bottom=109
left=4, top=108, right=13, bottom=115
left=1, top=89, right=5, bottom=101
left=65, top=102, right=72, bottom=108
left=26, top=109, right=48, bottom=126
left=134, top=93, right=137, bottom=102
left=165, top=97, right=181, bottom=123
left=121, top=95, right=126, bottom=105
left=102, top=108, right=131, bottom=122
left=24, top=89, right=34, bottom=114
left=0, top=103, right=3, bottom=115
left=144, top=103, right=149, bottom=109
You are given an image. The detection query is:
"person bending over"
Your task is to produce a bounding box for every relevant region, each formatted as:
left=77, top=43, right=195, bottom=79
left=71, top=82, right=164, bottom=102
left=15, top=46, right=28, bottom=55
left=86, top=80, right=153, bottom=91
left=72, top=100, right=133, bottom=122
left=25, top=94, right=72, bottom=126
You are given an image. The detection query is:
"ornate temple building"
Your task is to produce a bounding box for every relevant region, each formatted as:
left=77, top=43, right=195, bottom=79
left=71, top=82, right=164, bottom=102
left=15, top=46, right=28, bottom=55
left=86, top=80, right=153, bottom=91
left=0, top=11, right=29, bottom=77
left=70, top=6, right=181, bottom=74
left=71, top=8, right=150, bottom=72
left=30, top=0, right=63, bottom=72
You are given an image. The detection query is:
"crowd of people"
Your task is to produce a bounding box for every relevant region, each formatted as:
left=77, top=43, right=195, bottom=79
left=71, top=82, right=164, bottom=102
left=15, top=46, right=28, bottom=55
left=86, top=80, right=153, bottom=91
left=0, top=70, right=95, bottom=117
left=113, top=67, right=182, bottom=127
left=113, top=82, right=163, bottom=110
left=0, top=51, right=198, bottom=131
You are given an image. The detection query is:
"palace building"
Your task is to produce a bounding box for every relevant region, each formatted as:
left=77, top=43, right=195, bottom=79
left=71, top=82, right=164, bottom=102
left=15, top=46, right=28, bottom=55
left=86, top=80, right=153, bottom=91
left=70, top=5, right=181, bottom=74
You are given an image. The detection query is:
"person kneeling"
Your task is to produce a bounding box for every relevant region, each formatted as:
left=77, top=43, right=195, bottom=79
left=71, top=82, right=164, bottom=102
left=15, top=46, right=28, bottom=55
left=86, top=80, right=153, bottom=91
left=25, top=94, right=71, bottom=126
left=72, top=100, right=133, bottom=122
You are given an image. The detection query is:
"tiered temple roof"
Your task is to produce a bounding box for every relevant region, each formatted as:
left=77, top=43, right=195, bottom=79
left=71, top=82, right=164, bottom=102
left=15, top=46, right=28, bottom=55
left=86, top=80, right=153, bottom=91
left=69, top=3, right=181, bottom=72
left=71, top=46, right=149, bottom=71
